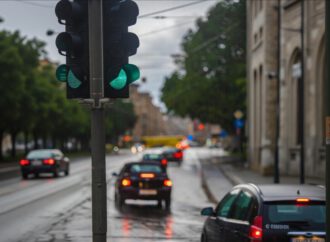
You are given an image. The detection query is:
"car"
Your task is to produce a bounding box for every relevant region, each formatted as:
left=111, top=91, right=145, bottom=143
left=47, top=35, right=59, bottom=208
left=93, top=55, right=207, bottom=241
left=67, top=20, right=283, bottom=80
left=162, top=147, right=183, bottom=164
left=200, top=184, right=325, bottom=242
left=19, top=149, right=70, bottom=179
left=114, top=162, right=172, bottom=209
left=142, top=152, right=168, bottom=167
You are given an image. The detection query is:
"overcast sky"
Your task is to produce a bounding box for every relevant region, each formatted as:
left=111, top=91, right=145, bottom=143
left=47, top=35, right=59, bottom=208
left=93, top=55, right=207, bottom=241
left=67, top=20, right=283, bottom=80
left=0, top=0, right=218, bottom=107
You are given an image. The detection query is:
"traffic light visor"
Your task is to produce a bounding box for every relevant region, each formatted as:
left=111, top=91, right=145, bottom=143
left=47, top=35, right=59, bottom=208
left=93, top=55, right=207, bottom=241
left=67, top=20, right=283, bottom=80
left=123, top=64, right=140, bottom=84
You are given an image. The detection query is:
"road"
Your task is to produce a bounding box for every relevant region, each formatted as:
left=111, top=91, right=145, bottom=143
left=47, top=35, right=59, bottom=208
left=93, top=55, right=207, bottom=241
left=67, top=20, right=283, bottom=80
left=0, top=148, right=231, bottom=242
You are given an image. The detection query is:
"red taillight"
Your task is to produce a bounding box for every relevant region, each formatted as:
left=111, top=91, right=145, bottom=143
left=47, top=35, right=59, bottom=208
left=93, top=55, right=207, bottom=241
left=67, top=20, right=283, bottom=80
left=121, top=178, right=131, bottom=187
left=161, top=159, right=168, bottom=166
left=43, top=159, right=55, bottom=165
left=173, top=152, right=183, bottom=159
left=163, top=179, right=172, bottom=187
left=140, top=173, right=155, bottom=179
left=249, top=216, right=262, bottom=241
left=20, top=159, right=29, bottom=166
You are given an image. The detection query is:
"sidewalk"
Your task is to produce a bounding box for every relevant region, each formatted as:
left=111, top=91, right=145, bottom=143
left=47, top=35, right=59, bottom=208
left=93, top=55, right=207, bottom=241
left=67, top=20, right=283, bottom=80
left=200, top=155, right=325, bottom=204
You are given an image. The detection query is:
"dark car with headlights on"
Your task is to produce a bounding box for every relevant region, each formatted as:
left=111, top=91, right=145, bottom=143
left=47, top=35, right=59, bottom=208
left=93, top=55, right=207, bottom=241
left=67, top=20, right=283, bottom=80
left=201, top=184, right=325, bottom=242
left=142, top=153, right=168, bottom=168
left=20, top=149, right=70, bottom=179
left=114, top=162, right=172, bottom=209
left=162, top=147, right=183, bottom=164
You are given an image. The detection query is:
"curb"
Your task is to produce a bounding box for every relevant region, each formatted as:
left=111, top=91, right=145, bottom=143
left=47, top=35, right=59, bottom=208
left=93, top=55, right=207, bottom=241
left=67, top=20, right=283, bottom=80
left=200, top=163, right=219, bottom=204
left=217, top=164, right=245, bottom=186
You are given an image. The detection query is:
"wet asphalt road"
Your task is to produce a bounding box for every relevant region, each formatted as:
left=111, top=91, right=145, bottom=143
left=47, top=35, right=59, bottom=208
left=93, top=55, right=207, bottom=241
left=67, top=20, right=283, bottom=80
left=0, top=148, right=231, bottom=242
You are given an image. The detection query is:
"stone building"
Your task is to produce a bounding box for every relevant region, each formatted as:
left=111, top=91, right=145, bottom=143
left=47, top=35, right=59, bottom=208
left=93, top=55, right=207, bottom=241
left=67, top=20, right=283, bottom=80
left=130, top=84, right=168, bottom=140
left=247, top=0, right=325, bottom=178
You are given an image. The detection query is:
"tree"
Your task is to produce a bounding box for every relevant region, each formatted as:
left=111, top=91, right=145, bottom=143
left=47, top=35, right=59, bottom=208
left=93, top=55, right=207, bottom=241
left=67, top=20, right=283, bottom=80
left=161, top=0, right=246, bottom=132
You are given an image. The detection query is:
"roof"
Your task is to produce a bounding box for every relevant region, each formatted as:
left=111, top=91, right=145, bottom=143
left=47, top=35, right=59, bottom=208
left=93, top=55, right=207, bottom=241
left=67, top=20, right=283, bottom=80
left=255, top=184, right=325, bottom=202
left=236, top=184, right=325, bottom=202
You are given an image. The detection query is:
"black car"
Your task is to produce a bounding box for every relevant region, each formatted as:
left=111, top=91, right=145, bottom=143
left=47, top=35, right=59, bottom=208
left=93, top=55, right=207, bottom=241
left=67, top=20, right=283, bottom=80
left=162, top=147, right=183, bottom=164
left=19, top=149, right=70, bottom=179
left=201, top=184, right=325, bottom=242
left=142, top=153, right=168, bottom=167
left=114, top=162, right=172, bottom=209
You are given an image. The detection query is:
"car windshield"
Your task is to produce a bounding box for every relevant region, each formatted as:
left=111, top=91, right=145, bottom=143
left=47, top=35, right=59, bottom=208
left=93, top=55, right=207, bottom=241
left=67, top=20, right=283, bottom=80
left=264, top=202, right=325, bottom=226
left=143, top=154, right=162, bottom=160
left=130, top=164, right=163, bottom=174
left=27, top=150, right=55, bottom=159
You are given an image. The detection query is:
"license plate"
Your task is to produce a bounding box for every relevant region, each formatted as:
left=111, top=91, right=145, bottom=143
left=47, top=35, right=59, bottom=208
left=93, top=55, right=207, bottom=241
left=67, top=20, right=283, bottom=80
left=32, top=160, right=42, bottom=166
left=139, top=189, right=157, bottom=195
left=292, top=238, right=325, bottom=242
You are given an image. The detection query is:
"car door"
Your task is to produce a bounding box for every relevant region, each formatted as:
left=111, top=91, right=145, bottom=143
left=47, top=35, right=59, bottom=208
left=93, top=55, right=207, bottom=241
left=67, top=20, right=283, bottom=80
left=225, top=190, right=257, bottom=242
left=205, top=189, right=240, bottom=242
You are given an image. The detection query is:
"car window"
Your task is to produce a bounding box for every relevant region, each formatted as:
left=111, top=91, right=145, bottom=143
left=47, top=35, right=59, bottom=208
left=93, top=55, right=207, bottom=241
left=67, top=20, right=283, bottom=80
left=27, top=150, right=53, bottom=159
left=229, top=190, right=253, bottom=221
left=143, top=154, right=162, bottom=160
left=264, top=202, right=325, bottom=225
left=216, top=189, right=240, bottom=217
left=130, top=164, right=164, bottom=173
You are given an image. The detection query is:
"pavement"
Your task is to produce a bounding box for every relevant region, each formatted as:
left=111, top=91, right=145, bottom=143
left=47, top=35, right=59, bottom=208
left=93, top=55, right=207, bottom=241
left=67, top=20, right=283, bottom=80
left=200, top=154, right=325, bottom=204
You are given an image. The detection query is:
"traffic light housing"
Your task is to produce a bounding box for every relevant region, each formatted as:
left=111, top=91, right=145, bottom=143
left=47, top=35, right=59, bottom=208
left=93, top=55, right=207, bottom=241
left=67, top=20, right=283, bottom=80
left=103, top=0, right=140, bottom=98
left=55, top=0, right=90, bottom=99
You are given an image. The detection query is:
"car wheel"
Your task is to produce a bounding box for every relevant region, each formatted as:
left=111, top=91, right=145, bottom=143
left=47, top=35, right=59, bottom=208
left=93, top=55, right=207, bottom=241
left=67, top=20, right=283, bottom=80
left=22, top=173, right=28, bottom=180
left=201, top=233, right=208, bottom=242
left=53, top=168, right=59, bottom=178
left=157, top=200, right=162, bottom=209
left=64, top=167, right=69, bottom=176
left=115, top=193, right=124, bottom=209
left=35, top=173, right=39, bottom=178
left=165, top=198, right=171, bottom=210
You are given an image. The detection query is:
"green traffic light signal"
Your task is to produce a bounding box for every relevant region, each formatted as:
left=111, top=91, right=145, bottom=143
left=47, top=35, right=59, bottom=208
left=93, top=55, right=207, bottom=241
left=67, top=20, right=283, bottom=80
left=56, top=64, right=68, bottom=82
left=109, top=64, right=140, bottom=90
left=56, top=64, right=82, bottom=89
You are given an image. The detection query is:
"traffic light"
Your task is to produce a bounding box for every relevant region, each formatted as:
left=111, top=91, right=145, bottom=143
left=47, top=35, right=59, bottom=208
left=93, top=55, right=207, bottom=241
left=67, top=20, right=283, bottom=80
left=55, top=0, right=90, bottom=99
left=103, top=0, right=140, bottom=98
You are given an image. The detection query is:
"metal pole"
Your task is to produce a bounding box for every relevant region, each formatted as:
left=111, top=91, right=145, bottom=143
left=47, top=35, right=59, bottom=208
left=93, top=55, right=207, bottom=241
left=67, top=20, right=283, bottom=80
left=274, top=0, right=281, bottom=184
left=325, top=0, right=330, bottom=238
left=299, top=0, right=305, bottom=184
left=88, top=1, right=107, bottom=242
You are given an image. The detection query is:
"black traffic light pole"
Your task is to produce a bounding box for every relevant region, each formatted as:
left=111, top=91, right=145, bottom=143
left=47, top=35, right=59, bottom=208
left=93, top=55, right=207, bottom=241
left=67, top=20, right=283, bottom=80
left=88, top=0, right=107, bottom=242
left=325, top=0, right=330, bottom=238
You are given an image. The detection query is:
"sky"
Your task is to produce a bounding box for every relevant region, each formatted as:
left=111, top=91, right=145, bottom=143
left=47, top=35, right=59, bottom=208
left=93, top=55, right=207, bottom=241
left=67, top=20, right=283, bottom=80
left=0, top=0, right=219, bottom=107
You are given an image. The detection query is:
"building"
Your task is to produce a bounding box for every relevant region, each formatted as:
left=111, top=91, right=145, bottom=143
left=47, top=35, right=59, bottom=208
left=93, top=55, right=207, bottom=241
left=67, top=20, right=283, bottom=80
left=247, top=0, right=325, bottom=178
left=130, top=84, right=168, bottom=140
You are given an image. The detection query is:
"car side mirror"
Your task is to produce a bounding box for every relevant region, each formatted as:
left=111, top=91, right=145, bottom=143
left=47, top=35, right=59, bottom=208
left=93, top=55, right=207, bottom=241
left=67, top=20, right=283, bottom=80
left=201, top=207, right=215, bottom=216
left=112, top=172, right=118, bottom=176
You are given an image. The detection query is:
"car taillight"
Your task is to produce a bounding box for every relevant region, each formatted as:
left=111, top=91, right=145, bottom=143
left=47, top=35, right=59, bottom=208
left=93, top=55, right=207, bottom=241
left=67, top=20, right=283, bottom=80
left=140, top=173, right=155, bottom=179
left=163, top=179, right=172, bottom=187
left=161, top=159, right=168, bottom=166
left=121, top=178, right=131, bottom=187
left=296, top=198, right=310, bottom=203
left=173, top=152, right=183, bottom=159
left=20, top=159, right=30, bottom=166
left=43, top=159, right=55, bottom=165
left=249, top=216, right=262, bottom=241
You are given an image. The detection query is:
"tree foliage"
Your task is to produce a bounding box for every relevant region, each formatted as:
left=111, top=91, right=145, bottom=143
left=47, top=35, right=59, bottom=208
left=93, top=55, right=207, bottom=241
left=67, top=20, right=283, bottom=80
left=161, top=0, right=246, bottom=132
left=0, top=30, right=136, bottom=160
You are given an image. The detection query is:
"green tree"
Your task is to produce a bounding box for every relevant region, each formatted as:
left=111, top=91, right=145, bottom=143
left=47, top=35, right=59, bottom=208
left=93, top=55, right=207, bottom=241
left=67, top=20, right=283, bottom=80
left=161, top=0, right=246, bottom=132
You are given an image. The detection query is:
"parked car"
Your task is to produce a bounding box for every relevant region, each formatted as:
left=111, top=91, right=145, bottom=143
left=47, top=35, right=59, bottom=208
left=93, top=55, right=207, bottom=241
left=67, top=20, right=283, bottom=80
left=201, top=184, right=325, bottom=242
left=113, top=162, right=172, bottom=209
left=19, top=149, right=70, bottom=179
left=162, top=147, right=183, bottom=164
